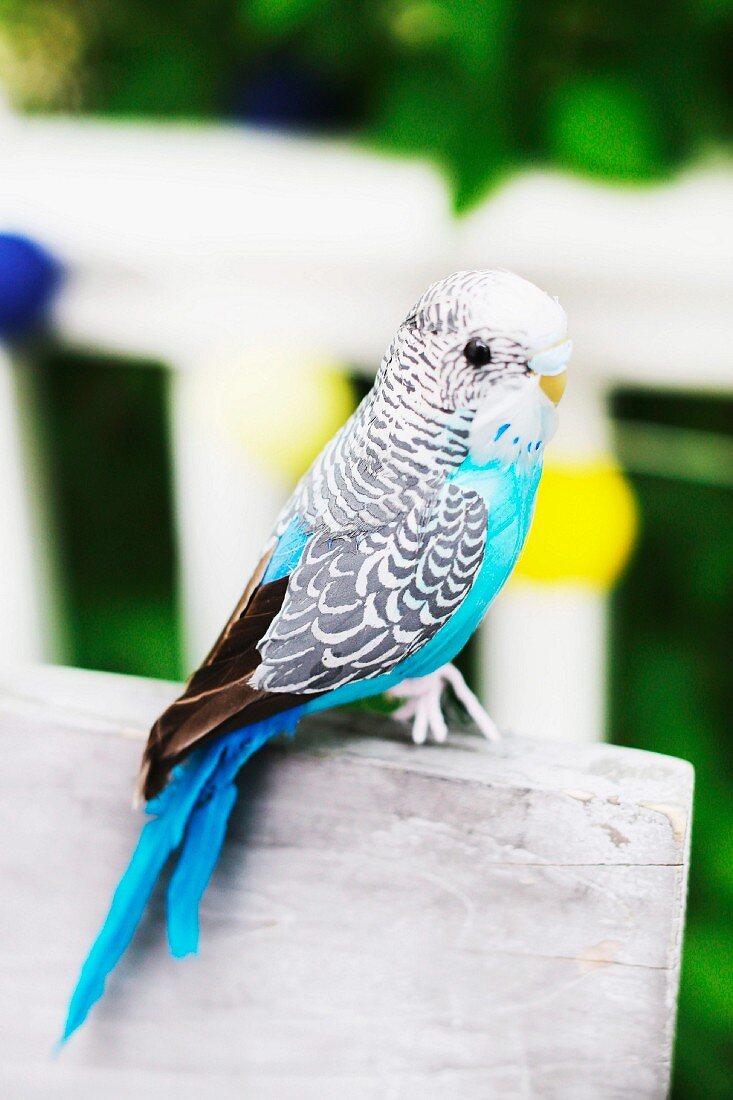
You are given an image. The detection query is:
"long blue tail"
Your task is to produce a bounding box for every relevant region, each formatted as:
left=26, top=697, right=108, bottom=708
left=61, top=709, right=302, bottom=1044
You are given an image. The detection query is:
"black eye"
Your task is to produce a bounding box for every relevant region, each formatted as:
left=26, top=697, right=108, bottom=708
left=463, top=337, right=492, bottom=367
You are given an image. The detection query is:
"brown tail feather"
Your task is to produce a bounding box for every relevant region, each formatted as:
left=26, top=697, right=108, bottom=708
left=137, top=566, right=319, bottom=801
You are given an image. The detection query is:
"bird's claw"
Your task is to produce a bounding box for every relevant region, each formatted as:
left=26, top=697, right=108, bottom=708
left=391, top=692, right=448, bottom=745
left=388, top=663, right=501, bottom=745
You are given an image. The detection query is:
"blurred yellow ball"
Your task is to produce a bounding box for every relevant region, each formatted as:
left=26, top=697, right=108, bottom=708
left=515, top=459, right=638, bottom=589
left=217, top=349, right=356, bottom=482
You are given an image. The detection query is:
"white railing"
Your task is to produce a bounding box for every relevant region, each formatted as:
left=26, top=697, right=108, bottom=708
left=1, top=112, right=731, bottom=742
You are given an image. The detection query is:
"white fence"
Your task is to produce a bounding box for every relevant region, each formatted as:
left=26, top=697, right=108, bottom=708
left=1, top=113, right=731, bottom=742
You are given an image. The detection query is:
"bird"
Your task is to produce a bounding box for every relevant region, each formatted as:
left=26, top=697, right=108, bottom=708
left=62, top=268, right=571, bottom=1041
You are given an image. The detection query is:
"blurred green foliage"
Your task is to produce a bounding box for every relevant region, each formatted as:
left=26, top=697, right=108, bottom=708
left=33, top=352, right=181, bottom=680
left=612, top=390, right=733, bottom=1100
left=0, top=0, right=731, bottom=207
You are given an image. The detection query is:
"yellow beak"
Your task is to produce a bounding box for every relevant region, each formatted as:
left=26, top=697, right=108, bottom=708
left=539, top=371, right=567, bottom=405
left=529, top=337, right=571, bottom=405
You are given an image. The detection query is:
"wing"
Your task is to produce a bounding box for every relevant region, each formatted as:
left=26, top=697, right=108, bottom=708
left=139, top=483, right=486, bottom=800
left=137, top=538, right=320, bottom=801
left=252, top=482, right=487, bottom=693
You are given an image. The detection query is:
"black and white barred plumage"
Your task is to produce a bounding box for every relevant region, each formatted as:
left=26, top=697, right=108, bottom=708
left=256, top=484, right=488, bottom=690
left=252, top=269, right=566, bottom=694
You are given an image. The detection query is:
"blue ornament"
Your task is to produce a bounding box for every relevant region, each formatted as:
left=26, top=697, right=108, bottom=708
left=0, top=233, right=61, bottom=338
left=232, top=56, right=359, bottom=131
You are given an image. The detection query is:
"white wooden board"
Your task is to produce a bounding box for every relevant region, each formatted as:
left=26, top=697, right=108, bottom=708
left=0, top=664, right=692, bottom=1099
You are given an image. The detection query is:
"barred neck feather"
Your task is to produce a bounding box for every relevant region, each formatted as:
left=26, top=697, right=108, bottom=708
left=278, top=316, right=556, bottom=538
left=280, top=361, right=474, bottom=537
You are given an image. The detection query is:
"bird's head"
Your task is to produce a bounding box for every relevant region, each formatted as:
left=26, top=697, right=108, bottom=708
left=389, top=269, right=571, bottom=465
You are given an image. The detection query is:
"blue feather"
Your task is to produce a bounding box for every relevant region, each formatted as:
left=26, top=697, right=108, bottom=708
left=166, top=709, right=302, bottom=958
left=166, top=784, right=238, bottom=958
left=261, top=515, right=310, bottom=584
left=61, top=708, right=302, bottom=1043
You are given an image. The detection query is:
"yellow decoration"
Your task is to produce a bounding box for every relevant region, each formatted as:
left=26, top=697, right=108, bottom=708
left=515, top=458, right=638, bottom=589
left=219, top=349, right=356, bottom=482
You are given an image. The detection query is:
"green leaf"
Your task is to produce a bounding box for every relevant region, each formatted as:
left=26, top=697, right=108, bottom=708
left=246, top=0, right=324, bottom=37
left=546, top=76, right=668, bottom=182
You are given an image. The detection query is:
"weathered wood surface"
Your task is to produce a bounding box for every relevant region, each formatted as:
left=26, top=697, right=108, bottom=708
left=0, top=664, right=692, bottom=1099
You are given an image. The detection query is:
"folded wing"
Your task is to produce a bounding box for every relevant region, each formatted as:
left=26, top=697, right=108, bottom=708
left=253, top=482, right=487, bottom=693
left=139, top=483, right=487, bottom=800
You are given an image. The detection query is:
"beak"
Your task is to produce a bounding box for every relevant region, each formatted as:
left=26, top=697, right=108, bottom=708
left=529, top=337, right=572, bottom=406
left=538, top=372, right=567, bottom=405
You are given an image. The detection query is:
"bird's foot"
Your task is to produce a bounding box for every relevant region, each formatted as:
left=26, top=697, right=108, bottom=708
left=387, top=663, right=501, bottom=745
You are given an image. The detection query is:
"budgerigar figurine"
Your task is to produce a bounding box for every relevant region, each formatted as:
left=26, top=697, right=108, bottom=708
left=63, top=269, right=571, bottom=1040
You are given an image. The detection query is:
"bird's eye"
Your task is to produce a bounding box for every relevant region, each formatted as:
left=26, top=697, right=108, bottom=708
left=463, top=337, right=492, bottom=367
